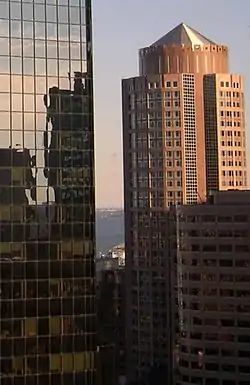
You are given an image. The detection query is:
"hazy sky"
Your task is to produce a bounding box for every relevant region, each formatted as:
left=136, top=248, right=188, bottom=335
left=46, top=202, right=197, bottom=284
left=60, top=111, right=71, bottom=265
left=93, top=0, right=250, bottom=208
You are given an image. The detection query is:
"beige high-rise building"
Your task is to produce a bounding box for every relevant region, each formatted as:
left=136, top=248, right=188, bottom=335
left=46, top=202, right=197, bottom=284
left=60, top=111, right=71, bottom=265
left=122, top=23, right=247, bottom=383
left=204, top=74, right=247, bottom=191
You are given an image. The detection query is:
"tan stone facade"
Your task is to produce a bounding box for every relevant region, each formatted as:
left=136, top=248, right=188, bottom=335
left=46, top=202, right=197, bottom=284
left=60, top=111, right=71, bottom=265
left=139, top=44, right=229, bottom=76
left=204, top=74, right=247, bottom=191
left=122, top=23, right=247, bottom=384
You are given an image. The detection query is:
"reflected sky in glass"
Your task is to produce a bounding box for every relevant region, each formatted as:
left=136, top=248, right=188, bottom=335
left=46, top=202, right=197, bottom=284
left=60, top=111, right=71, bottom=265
left=0, top=0, right=91, bottom=204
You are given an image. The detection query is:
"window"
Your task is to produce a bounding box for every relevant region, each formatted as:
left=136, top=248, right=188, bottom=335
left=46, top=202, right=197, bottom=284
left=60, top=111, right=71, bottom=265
left=205, top=363, right=219, bottom=371
left=166, top=81, right=171, bottom=88
left=222, top=364, right=235, bottom=373
left=203, top=244, right=216, bottom=252
left=25, top=318, right=37, bottom=337
left=234, top=215, right=248, bottom=222
left=235, top=245, right=249, bottom=252
left=173, top=81, right=178, bottom=87
left=50, top=317, right=61, bottom=335
left=219, top=259, right=233, bottom=267
left=205, top=347, right=219, bottom=355
left=50, top=354, right=61, bottom=373
left=221, top=319, right=234, bottom=327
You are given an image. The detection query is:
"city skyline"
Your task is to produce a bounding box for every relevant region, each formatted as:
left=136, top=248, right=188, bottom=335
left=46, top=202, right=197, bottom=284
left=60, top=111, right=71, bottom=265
left=93, top=0, right=250, bottom=208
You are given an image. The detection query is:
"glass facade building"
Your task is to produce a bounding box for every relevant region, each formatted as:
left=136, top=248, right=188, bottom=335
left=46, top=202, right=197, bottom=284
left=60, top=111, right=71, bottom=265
left=0, top=1, right=96, bottom=385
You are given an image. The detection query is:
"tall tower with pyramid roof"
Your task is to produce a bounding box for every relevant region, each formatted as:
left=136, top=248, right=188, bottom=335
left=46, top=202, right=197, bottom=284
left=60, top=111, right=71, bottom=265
left=122, top=22, right=247, bottom=385
left=139, top=22, right=228, bottom=75
left=152, top=22, right=216, bottom=46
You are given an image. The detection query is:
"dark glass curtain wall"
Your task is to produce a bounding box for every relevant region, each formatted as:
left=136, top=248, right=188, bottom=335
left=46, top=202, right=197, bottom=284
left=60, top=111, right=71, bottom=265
left=0, top=1, right=96, bottom=384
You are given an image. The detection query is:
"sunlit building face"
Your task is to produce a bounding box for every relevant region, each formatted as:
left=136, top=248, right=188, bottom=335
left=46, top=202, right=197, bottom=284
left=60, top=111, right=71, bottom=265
left=0, top=1, right=96, bottom=384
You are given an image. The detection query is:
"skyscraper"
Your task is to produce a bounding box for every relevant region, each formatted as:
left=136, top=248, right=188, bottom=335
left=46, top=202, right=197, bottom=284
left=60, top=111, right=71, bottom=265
left=122, top=23, right=247, bottom=383
left=170, top=190, right=250, bottom=385
left=0, top=1, right=96, bottom=385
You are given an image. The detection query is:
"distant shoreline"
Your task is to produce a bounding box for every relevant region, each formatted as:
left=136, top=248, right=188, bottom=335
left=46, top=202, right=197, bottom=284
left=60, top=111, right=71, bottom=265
left=96, top=209, right=124, bottom=256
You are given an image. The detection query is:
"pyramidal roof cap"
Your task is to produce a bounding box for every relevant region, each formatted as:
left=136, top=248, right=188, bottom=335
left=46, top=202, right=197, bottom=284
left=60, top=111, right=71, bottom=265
left=151, top=22, right=216, bottom=47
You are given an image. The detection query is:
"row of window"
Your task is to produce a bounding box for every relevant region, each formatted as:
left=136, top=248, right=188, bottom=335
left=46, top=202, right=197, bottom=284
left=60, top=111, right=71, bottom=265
left=131, top=119, right=182, bottom=129
left=188, top=272, right=250, bottom=281
left=187, top=243, right=250, bottom=252
left=0, top=21, right=85, bottom=40
left=0, top=4, right=85, bottom=24
left=0, top=60, right=85, bottom=77
left=165, top=139, right=181, bottom=146
left=221, top=140, right=243, bottom=146
left=128, top=79, right=241, bottom=95
left=165, top=81, right=178, bottom=88
left=221, top=150, right=244, bottom=156
left=165, top=110, right=181, bottom=117
left=1, top=282, right=93, bottom=300
left=184, top=332, right=250, bottom=343
left=129, top=98, right=247, bottom=115
left=0, top=40, right=86, bottom=59
left=1, top=316, right=94, bottom=337
left=183, top=228, right=248, bottom=237
left=221, top=121, right=242, bottom=127
left=222, top=170, right=244, bottom=177
left=182, top=303, right=250, bottom=313
left=221, top=130, right=242, bottom=137
left=180, top=360, right=250, bottom=374
left=220, top=100, right=242, bottom=107
left=180, top=375, right=248, bottom=385
left=182, top=345, right=250, bottom=356
left=0, top=76, right=84, bottom=95
left=0, top=94, right=88, bottom=112
left=220, top=91, right=243, bottom=97
left=183, top=287, right=250, bottom=297
left=0, top=352, right=94, bottom=375
left=0, top=0, right=83, bottom=6
left=133, top=100, right=181, bottom=108
left=221, top=110, right=242, bottom=117
left=148, top=81, right=178, bottom=89
left=220, top=81, right=240, bottom=88
left=221, top=161, right=245, bottom=168
left=179, top=214, right=248, bottom=223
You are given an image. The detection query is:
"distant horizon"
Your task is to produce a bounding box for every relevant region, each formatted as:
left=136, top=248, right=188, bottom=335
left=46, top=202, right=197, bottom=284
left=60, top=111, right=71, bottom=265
left=96, top=207, right=124, bottom=210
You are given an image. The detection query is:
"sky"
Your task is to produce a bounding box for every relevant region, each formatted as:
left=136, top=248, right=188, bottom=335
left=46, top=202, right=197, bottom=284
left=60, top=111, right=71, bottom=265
left=93, top=0, right=250, bottom=208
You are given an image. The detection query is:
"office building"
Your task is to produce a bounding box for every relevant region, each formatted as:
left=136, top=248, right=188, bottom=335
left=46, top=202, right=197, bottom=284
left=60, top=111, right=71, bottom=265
left=170, top=190, right=250, bottom=385
left=122, top=23, right=247, bottom=383
left=204, top=74, right=247, bottom=191
left=0, top=1, right=96, bottom=385
left=96, top=245, right=126, bottom=385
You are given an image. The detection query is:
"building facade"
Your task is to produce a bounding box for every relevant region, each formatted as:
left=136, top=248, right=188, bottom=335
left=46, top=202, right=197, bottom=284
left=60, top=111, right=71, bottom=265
left=96, top=246, right=126, bottom=385
left=122, top=23, right=247, bottom=383
left=204, top=74, right=247, bottom=191
left=139, top=23, right=228, bottom=76
left=170, top=191, right=250, bottom=385
left=0, top=1, right=96, bottom=385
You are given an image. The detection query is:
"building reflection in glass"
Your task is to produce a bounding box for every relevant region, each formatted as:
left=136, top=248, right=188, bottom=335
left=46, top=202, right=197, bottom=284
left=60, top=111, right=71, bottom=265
left=0, top=1, right=96, bottom=385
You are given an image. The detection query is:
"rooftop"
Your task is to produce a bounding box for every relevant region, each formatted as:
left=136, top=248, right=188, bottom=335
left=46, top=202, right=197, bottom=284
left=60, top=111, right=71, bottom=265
left=151, top=22, right=216, bottom=47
